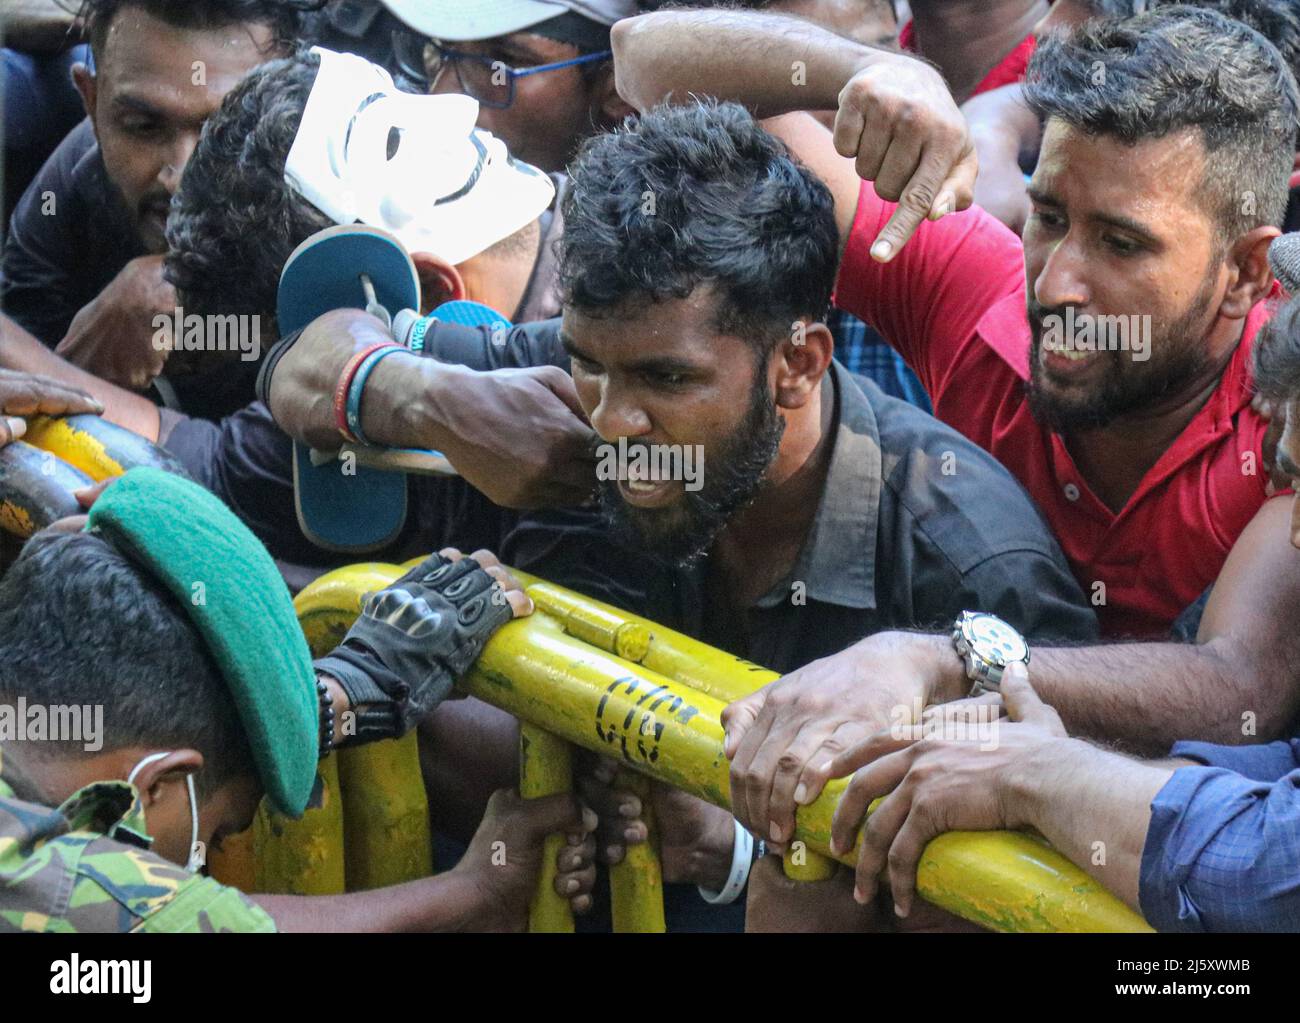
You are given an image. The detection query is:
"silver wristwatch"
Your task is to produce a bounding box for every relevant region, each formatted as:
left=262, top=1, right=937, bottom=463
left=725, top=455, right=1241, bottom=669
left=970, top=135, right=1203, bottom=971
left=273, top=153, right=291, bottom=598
left=951, top=611, right=1029, bottom=696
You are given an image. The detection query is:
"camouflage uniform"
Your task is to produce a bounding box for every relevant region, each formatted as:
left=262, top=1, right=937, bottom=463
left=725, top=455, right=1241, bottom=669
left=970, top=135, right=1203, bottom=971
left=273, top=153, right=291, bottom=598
left=0, top=751, right=275, bottom=933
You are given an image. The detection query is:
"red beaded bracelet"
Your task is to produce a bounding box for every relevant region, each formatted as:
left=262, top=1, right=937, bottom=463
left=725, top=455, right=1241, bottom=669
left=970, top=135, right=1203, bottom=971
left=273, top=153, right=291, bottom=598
left=333, top=342, right=399, bottom=443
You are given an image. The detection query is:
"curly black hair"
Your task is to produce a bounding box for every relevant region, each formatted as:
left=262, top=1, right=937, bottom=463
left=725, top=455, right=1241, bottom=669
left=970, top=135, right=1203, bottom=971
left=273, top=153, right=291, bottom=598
left=1025, top=5, right=1300, bottom=243
left=165, top=49, right=331, bottom=336
left=559, top=99, right=839, bottom=349
left=80, top=0, right=323, bottom=57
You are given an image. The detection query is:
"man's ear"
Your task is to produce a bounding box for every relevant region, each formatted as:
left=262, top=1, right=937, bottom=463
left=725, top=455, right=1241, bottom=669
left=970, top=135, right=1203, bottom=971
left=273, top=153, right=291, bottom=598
left=72, top=62, right=99, bottom=130
left=772, top=320, right=834, bottom=410
left=132, top=749, right=203, bottom=808
left=590, top=66, right=636, bottom=128
left=411, top=251, right=465, bottom=314
left=1222, top=225, right=1280, bottom=319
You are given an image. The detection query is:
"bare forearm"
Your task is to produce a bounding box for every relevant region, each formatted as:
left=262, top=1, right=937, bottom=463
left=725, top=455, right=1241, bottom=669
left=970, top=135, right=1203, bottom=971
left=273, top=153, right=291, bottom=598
left=960, top=86, right=1036, bottom=231
left=612, top=10, right=892, bottom=116
left=0, top=316, right=160, bottom=437
left=1006, top=739, right=1172, bottom=912
left=1021, top=501, right=1300, bottom=753
left=254, top=870, right=482, bottom=932
left=1026, top=637, right=1288, bottom=754
left=916, top=628, right=1286, bottom=755
left=266, top=308, right=454, bottom=452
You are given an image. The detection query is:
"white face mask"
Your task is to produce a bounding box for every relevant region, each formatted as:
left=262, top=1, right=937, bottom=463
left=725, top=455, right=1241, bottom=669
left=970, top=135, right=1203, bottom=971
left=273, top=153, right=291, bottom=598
left=285, top=47, right=555, bottom=266
left=127, top=751, right=203, bottom=873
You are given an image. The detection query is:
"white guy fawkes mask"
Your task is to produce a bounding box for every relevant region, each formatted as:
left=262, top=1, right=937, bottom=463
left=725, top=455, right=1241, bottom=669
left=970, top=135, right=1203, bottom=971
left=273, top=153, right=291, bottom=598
left=285, top=47, right=554, bottom=265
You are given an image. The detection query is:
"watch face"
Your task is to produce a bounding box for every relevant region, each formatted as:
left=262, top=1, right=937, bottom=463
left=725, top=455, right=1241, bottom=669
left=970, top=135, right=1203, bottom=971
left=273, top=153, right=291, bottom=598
left=967, top=614, right=1027, bottom=666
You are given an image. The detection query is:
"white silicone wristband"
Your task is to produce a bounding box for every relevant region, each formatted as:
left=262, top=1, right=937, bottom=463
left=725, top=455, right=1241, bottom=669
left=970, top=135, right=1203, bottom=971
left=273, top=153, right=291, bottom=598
left=698, top=818, right=755, bottom=905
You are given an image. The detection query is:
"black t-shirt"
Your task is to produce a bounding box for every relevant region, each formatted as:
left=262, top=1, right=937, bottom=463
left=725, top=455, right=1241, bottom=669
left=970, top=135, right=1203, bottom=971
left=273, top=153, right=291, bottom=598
left=1, top=118, right=144, bottom=346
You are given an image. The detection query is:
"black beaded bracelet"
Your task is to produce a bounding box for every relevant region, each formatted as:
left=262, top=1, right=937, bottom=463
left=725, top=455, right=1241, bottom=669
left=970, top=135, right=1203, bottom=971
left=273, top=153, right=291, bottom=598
left=317, top=678, right=335, bottom=758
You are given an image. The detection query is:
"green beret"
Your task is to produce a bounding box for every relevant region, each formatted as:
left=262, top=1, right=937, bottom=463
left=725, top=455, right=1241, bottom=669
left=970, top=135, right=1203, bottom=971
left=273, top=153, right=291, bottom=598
left=86, top=467, right=318, bottom=817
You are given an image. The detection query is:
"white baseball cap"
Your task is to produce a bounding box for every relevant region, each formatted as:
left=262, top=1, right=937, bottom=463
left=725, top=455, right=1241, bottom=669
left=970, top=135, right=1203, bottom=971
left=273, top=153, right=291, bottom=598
left=285, top=47, right=555, bottom=266
left=381, top=0, right=639, bottom=42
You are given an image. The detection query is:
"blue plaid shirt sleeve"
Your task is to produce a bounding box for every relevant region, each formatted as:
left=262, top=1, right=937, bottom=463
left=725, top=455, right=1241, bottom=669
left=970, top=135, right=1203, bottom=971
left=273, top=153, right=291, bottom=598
left=1140, top=741, right=1300, bottom=932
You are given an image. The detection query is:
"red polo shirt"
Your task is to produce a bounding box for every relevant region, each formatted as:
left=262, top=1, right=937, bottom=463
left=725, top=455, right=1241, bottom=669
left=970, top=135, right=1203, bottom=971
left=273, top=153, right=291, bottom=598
left=833, top=184, right=1276, bottom=637
left=898, top=20, right=1037, bottom=97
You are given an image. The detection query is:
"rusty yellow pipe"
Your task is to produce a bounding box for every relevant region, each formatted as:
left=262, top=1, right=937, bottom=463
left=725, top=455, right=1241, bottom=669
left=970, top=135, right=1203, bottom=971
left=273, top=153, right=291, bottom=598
left=23, top=413, right=185, bottom=480
left=208, top=826, right=257, bottom=892
left=293, top=563, right=435, bottom=892
left=294, top=565, right=1151, bottom=931
left=509, top=571, right=774, bottom=702
left=607, top=771, right=667, bottom=933
left=295, top=562, right=404, bottom=655
left=519, top=724, right=576, bottom=933
left=253, top=754, right=346, bottom=895
left=508, top=576, right=665, bottom=927
left=23, top=416, right=125, bottom=479
left=504, top=571, right=1138, bottom=925
left=782, top=843, right=837, bottom=882
left=336, top=736, right=433, bottom=891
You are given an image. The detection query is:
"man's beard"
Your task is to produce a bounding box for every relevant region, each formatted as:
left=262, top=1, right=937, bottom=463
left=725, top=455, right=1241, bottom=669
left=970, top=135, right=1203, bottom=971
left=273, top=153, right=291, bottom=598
left=107, top=172, right=171, bottom=255
left=1025, top=266, right=1220, bottom=434
left=595, top=369, right=786, bottom=568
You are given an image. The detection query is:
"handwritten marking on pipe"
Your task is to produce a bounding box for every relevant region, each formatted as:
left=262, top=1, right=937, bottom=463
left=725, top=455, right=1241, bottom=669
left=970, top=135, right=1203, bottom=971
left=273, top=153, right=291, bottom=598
left=594, top=676, right=700, bottom=766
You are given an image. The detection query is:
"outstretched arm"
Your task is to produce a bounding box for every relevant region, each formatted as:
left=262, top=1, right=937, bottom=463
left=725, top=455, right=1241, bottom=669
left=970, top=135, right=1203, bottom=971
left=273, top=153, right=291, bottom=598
left=0, top=313, right=161, bottom=438
left=256, top=790, right=597, bottom=932
left=824, top=666, right=1171, bottom=917
left=961, top=83, right=1039, bottom=233
left=612, top=9, right=977, bottom=261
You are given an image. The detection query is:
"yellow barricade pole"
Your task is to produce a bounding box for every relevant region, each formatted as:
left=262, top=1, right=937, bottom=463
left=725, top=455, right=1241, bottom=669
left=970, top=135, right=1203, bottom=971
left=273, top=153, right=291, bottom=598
left=607, top=771, right=667, bottom=933
left=519, top=724, right=576, bottom=933
left=253, top=754, right=347, bottom=895
left=781, top=845, right=837, bottom=882
left=207, top=826, right=257, bottom=892
left=336, top=735, right=433, bottom=891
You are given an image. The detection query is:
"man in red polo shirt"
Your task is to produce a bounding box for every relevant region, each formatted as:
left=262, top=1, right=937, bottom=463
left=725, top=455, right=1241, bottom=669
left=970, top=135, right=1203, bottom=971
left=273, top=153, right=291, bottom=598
left=613, top=5, right=1300, bottom=847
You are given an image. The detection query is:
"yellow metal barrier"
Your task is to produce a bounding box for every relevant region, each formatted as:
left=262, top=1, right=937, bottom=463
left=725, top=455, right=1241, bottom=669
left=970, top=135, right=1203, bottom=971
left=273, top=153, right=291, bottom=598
left=237, top=562, right=1149, bottom=932
left=297, top=563, right=432, bottom=893
left=460, top=614, right=1149, bottom=932
left=336, top=735, right=433, bottom=890
left=508, top=570, right=837, bottom=885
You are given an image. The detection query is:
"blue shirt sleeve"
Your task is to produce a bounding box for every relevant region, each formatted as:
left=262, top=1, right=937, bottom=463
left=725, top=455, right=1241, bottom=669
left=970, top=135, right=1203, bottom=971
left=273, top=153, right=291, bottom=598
left=1169, top=738, right=1300, bottom=781
left=1140, top=762, right=1300, bottom=932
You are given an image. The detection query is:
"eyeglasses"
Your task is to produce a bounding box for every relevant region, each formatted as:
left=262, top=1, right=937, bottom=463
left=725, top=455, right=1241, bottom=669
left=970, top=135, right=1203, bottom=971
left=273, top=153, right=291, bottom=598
left=391, top=30, right=612, bottom=109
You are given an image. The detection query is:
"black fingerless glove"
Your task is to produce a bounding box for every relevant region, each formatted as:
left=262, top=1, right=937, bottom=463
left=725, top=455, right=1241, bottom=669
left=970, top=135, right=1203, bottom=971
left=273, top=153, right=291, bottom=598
left=313, top=553, right=514, bottom=741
